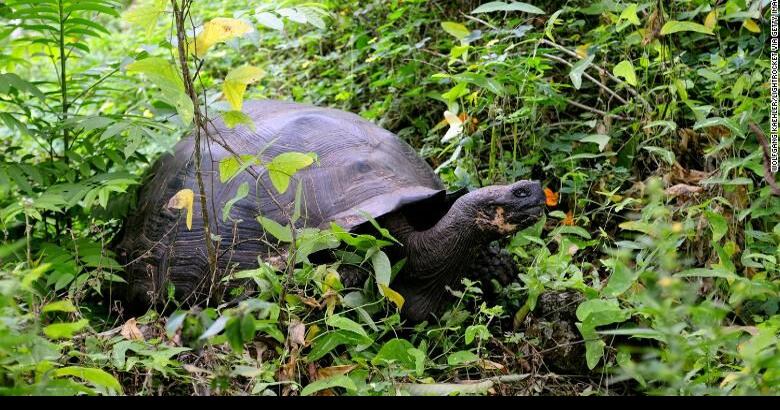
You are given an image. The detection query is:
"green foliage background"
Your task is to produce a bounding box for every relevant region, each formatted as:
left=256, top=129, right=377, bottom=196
left=0, top=0, right=777, bottom=396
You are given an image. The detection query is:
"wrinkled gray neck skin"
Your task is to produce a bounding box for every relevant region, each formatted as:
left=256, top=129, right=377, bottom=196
left=386, top=193, right=497, bottom=322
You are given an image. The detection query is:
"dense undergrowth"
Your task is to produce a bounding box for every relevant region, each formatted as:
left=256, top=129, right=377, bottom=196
left=0, top=0, right=778, bottom=396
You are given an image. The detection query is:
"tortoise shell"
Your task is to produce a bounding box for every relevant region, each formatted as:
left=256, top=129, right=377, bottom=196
left=116, top=100, right=446, bottom=308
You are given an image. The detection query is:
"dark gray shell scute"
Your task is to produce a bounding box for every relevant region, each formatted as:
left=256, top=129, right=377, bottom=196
left=116, top=100, right=445, bottom=308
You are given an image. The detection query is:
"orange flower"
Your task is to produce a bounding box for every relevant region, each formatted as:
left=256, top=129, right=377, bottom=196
left=563, top=210, right=575, bottom=226
left=543, top=187, right=559, bottom=207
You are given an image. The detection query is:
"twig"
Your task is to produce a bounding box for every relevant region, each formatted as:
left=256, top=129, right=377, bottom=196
left=539, top=38, right=650, bottom=108
left=461, top=12, right=499, bottom=31
left=565, top=98, right=632, bottom=121
left=542, top=53, right=629, bottom=105
left=749, top=122, right=780, bottom=197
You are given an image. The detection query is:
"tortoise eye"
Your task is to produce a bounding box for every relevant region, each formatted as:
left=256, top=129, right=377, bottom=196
left=513, top=186, right=531, bottom=198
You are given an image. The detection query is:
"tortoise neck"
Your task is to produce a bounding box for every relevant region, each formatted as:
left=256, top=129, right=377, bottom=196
left=391, top=195, right=490, bottom=321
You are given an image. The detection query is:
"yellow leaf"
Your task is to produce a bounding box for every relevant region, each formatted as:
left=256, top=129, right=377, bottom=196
left=192, top=18, right=253, bottom=58
left=123, top=0, right=167, bottom=40
left=379, top=284, right=405, bottom=310
left=222, top=65, right=264, bottom=110
left=703, top=10, right=717, bottom=30
left=743, top=19, right=760, bottom=33
left=575, top=44, right=590, bottom=58
left=167, top=188, right=194, bottom=230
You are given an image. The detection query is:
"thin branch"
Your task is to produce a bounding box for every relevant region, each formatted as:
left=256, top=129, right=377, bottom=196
left=564, top=98, right=632, bottom=121
left=542, top=53, right=629, bottom=105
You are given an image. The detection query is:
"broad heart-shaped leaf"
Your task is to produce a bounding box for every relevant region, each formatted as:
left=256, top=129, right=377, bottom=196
left=219, top=155, right=258, bottom=183
left=223, top=65, right=265, bottom=111
left=568, top=54, right=594, bottom=90
left=222, top=182, right=249, bottom=222
left=126, top=57, right=193, bottom=125
left=167, top=189, right=194, bottom=230
left=53, top=366, right=123, bottom=394
left=43, top=319, right=89, bottom=339
left=613, top=60, right=637, bottom=86
left=441, top=21, right=470, bottom=40
left=379, top=284, right=405, bottom=310
left=123, top=0, right=166, bottom=40
left=619, top=4, right=640, bottom=25
left=371, top=338, right=416, bottom=369
left=266, top=152, right=316, bottom=193
left=301, top=375, right=356, bottom=396
left=471, top=1, right=544, bottom=14
left=257, top=215, right=292, bottom=242
left=447, top=350, right=480, bottom=366
left=192, top=17, right=253, bottom=57
left=576, top=298, right=628, bottom=328
left=705, top=211, right=728, bottom=242
left=660, top=20, right=713, bottom=36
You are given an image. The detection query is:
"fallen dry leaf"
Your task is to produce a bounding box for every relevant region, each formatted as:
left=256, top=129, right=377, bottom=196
left=288, top=320, right=306, bottom=348
left=120, top=318, right=144, bottom=341
left=665, top=183, right=703, bottom=197
left=316, top=364, right=357, bottom=380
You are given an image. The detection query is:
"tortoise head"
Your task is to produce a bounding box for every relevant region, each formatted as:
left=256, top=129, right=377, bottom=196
left=468, top=180, right=546, bottom=237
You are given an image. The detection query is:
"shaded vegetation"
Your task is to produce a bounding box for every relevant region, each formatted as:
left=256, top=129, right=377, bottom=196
left=0, top=0, right=777, bottom=396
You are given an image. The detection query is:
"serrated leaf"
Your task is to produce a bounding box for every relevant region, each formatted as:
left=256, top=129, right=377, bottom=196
left=471, top=1, right=544, bottom=14
left=167, top=189, right=194, bottom=230
left=441, top=21, right=470, bottom=40
left=613, top=60, right=637, bottom=86
left=192, top=18, right=253, bottom=58
left=660, top=20, right=713, bottom=36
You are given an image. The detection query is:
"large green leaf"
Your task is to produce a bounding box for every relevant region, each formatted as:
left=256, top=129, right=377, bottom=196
left=266, top=152, right=316, bottom=193
left=471, top=1, right=544, bottom=14
left=660, top=21, right=714, bottom=36
left=126, top=57, right=193, bottom=125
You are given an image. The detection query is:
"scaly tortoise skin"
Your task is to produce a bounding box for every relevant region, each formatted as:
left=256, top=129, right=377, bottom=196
left=116, top=100, right=545, bottom=321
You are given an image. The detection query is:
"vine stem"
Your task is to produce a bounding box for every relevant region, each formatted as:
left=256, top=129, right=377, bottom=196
left=171, top=0, right=218, bottom=280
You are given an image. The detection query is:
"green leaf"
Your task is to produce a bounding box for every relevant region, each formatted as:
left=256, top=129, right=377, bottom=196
left=613, top=60, right=637, bottom=86
left=257, top=216, right=292, bottom=243
left=53, top=366, right=122, bottom=393
left=223, top=65, right=264, bottom=111
left=464, top=324, right=490, bottom=344
left=441, top=21, right=470, bottom=40
left=660, top=21, right=714, bottom=36
left=576, top=299, right=628, bottom=328
left=223, top=110, right=256, bottom=130
left=325, top=315, right=370, bottom=341
left=126, top=57, right=193, bottom=125
left=602, top=260, right=636, bottom=297
left=42, top=299, right=77, bottom=313
left=301, top=375, right=356, bottom=396
left=619, top=4, right=640, bottom=25
left=219, top=155, right=258, bottom=183
left=569, top=54, right=594, bottom=90
left=674, top=268, right=737, bottom=279
left=577, top=324, right=605, bottom=370
left=308, top=330, right=367, bottom=361
left=471, top=1, right=544, bottom=14
left=222, top=182, right=249, bottom=222
left=199, top=316, right=228, bottom=340
left=447, top=350, right=480, bottom=366
left=642, top=146, right=675, bottom=165
left=267, top=152, right=316, bottom=193
left=705, top=211, right=728, bottom=242
left=371, top=250, right=392, bottom=293
left=371, top=338, right=416, bottom=369
left=123, top=0, right=166, bottom=40
left=581, top=134, right=610, bottom=152
left=255, top=12, right=284, bottom=31
left=43, top=319, right=89, bottom=339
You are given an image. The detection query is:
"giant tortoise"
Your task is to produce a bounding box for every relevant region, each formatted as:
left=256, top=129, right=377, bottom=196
left=115, top=100, right=545, bottom=322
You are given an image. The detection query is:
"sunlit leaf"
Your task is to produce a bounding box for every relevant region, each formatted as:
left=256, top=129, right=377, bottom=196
left=123, top=0, right=167, bottom=40
left=660, top=21, right=713, bottom=36
left=167, top=189, right=194, bottom=230
left=742, top=19, right=760, bottom=33
left=223, top=65, right=264, bottom=111
left=379, top=284, right=405, bottom=310
left=441, top=21, right=470, bottom=40
left=613, top=60, right=637, bottom=86
left=126, top=58, right=193, bottom=125
left=192, top=18, right=254, bottom=58
left=267, top=152, right=316, bottom=193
